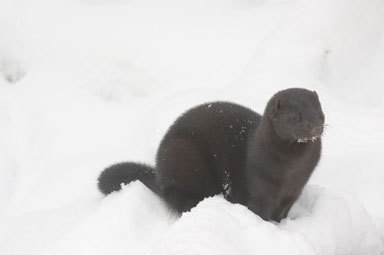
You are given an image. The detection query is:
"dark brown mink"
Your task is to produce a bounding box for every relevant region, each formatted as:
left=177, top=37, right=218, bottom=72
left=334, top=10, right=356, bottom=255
left=97, top=88, right=325, bottom=222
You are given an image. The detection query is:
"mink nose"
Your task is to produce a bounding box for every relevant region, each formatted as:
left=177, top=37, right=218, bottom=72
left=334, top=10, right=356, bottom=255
left=310, top=125, right=323, bottom=137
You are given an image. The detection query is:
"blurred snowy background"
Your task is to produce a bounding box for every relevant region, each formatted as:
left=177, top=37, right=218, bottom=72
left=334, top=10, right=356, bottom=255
left=0, top=0, right=383, bottom=254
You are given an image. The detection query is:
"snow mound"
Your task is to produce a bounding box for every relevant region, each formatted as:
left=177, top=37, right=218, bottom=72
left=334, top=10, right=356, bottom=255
left=44, top=182, right=175, bottom=255
left=155, top=196, right=317, bottom=255
left=283, top=186, right=384, bottom=255
left=0, top=183, right=383, bottom=255
left=155, top=185, right=383, bottom=255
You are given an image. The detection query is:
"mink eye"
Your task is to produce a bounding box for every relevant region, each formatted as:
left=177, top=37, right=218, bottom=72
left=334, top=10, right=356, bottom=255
left=287, top=115, right=300, bottom=123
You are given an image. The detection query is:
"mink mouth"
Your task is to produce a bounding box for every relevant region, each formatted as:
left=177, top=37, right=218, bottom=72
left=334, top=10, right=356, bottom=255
left=292, top=125, right=324, bottom=143
left=295, top=136, right=320, bottom=143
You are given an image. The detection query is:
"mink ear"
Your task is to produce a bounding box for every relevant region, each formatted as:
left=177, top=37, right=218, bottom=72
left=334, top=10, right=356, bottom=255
left=271, top=98, right=285, bottom=120
left=274, top=98, right=285, bottom=111
left=313, top=90, right=318, bottom=98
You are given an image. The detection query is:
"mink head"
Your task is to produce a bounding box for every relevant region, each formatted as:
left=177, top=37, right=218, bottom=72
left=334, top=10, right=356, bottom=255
left=267, top=88, right=325, bottom=143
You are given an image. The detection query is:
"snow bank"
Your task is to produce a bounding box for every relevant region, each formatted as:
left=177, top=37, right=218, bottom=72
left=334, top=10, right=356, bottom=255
left=43, top=182, right=174, bottom=255
left=3, top=183, right=381, bottom=255
left=282, top=186, right=383, bottom=255
left=155, top=196, right=317, bottom=255
left=155, top=185, right=383, bottom=255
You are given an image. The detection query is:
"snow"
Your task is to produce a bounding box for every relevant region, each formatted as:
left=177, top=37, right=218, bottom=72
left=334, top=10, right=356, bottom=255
left=282, top=186, right=383, bottom=255
left=1, top=0, right=384, bottom=254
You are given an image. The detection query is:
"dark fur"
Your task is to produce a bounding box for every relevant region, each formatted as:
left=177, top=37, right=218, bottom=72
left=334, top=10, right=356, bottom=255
left=98, top=88, right=324, bottom=221
left=98, top=162, right=159, bottom=194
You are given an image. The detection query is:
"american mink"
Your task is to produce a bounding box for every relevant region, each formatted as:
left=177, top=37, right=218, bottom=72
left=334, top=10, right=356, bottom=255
left=98, top=88, right=325, bottom=222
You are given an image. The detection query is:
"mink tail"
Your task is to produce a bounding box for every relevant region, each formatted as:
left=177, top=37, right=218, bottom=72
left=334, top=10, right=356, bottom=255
left=97, top=162, right=159, bottom=195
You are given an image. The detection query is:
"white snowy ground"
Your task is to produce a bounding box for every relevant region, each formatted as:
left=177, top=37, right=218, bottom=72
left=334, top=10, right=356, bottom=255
left=0, top=0, right=384, bottom=254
